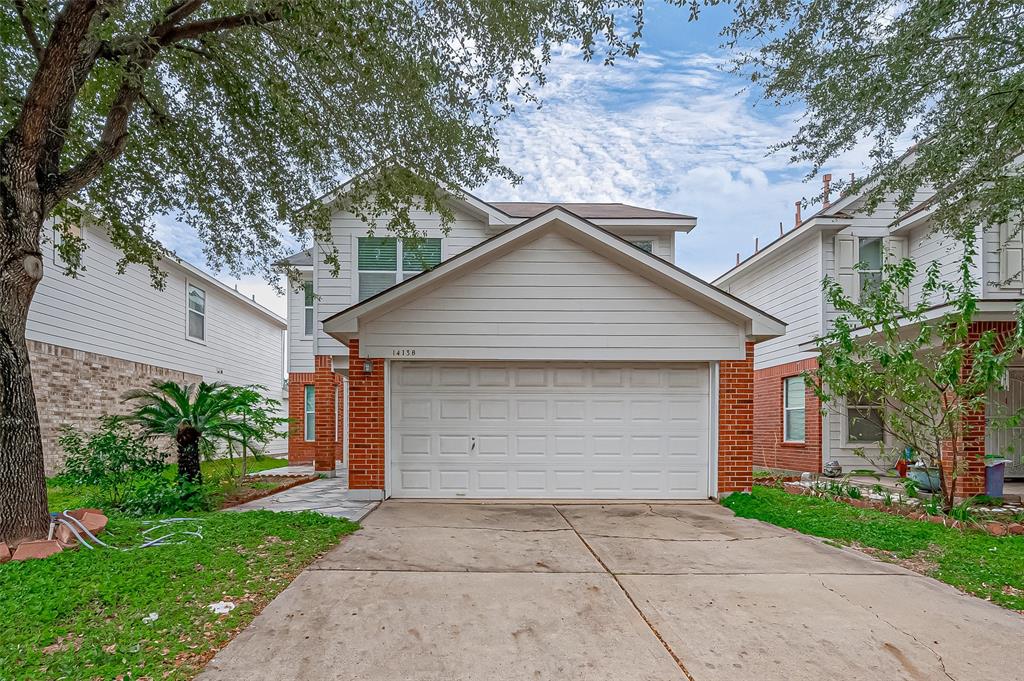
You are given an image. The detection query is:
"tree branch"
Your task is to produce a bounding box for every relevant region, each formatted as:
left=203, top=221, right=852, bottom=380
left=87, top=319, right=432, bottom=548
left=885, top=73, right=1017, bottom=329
left=160, top=8, right=283, bottom=45
left=13, top=0, right=44, bottom=61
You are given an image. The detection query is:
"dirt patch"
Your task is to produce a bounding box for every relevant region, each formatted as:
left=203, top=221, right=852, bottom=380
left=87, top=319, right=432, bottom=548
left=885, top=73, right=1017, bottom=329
left=219, top=475, right=318, bottom=509
left=859, top=544, right=941, bottom=577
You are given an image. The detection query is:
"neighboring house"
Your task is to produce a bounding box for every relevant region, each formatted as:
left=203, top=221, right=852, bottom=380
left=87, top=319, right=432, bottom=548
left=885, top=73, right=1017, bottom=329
left=278, top=187, right=784, bottom=501
left=30, top=220, right=288, bottom=474
left=713, top=171, right=1024, bottom=495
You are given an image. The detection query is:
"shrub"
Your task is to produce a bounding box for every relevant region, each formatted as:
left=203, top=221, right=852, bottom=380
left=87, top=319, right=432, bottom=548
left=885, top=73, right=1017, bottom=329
left=121, top=475, right=215, bottom=517
left=58, top=418, right=167, bottom=509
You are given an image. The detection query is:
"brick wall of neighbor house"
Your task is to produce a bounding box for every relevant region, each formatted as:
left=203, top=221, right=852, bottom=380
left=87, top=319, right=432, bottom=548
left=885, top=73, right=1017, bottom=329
left=942, top=321, right=1017, bottom=497
left=28, top=339, right=201, bottom=475
left=753, top=358, right=822, bottom=472
left=718, top=341, right=755, bottom=493
left=347, top=340, right=385, bottom=490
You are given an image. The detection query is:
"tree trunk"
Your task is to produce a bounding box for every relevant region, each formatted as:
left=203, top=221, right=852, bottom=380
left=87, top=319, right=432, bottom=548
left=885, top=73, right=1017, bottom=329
left=0, top=212, right=49, bottom=544
left=176, top=427, right=203, bottom=484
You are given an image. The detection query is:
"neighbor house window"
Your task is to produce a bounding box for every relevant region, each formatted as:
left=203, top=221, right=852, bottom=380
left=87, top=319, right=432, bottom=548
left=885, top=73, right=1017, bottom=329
left=187, top=284, right=206, bottom=341
left=846, top=391, right=884, bottom=444
left=858, top=237, right=883, bottom=297
left=783, top=376, right=805, bottom=442
left=630, top=240, right=654, bottom=253
left=303, top=280, right=314, bottom=336
left=357, top=236, right=442, bottom=301
left=304, top=385, right=315, bottom=441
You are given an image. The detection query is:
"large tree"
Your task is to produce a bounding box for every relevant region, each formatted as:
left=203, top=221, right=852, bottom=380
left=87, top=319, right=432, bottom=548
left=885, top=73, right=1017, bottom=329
left=688, top=0, right=1024, bottom=238
left=0, top=0, right=646, bottom=543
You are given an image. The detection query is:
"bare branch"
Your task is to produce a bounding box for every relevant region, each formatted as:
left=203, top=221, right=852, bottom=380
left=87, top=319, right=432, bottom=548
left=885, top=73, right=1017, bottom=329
left=160, top=8, right=283, bottom=45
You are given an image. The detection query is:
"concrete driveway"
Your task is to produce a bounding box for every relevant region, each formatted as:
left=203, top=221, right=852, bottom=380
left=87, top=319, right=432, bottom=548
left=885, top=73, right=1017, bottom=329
left=199, top=501, right=1024, bottom=681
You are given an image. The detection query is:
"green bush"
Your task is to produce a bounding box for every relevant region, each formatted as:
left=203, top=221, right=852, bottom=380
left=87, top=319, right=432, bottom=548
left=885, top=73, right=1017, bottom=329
left=121, top=474, right=215, bottom=517
left=58, top=417, right=167, bottom=509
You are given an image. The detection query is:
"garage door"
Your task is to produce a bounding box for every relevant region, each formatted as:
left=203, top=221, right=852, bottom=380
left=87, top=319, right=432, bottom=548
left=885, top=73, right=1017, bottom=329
left=389, top=362, right=711, bottom=499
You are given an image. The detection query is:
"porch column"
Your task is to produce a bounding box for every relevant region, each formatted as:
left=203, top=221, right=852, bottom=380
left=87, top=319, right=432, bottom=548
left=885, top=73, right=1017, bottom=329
left=312, top=355, right=340, bottom=475
left=941, top=321, right=1016, bottom=497
left=347, top=340, right=385, bottom=498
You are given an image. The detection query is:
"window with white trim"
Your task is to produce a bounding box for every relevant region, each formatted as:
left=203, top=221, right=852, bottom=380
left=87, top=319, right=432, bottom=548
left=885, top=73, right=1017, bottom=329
left=357, top=236, right=442, bottom=301
left=846, top=391, right=884, bottom=444
left=630, top=239, right=654, bottom=253
left=783, top=376, right=805, bottom=442
left=858, top=237, right=883, bottom=297
left=303, top=280, right=314, bottom=336
left=186, top=284, right=206, bottom=341
left=304, top=385, right=315, bottom=441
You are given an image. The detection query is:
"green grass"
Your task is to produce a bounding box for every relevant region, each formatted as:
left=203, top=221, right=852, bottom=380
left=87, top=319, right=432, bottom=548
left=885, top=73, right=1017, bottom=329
left=46, top=457, right=289, bottom=512
left=0, top=510, right=356, bottom=680
left=723, top=485, right=1024, bottom=611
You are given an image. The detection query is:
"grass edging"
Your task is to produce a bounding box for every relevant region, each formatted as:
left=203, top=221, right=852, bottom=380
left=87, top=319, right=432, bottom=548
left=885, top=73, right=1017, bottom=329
left=722, top=485, right=1024, bottom=611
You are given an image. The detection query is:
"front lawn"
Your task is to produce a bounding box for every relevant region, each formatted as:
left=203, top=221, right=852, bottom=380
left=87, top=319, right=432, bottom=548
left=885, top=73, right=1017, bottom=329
left=723, top=485, right=1024, bottom=611
left=46, top=456, right=289, bottom=512
left=0, top=510, right=355, bottom=680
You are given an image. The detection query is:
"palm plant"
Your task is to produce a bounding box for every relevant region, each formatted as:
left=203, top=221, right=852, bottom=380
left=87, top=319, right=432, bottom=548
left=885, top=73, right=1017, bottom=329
left=121, top=382, right=262, bottom=484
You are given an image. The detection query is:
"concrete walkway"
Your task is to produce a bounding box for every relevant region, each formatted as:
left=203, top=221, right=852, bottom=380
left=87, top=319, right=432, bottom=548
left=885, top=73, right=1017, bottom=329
left=200, top=502, right=1024, bottom=681
left=228, top=468, right=377, bottom=521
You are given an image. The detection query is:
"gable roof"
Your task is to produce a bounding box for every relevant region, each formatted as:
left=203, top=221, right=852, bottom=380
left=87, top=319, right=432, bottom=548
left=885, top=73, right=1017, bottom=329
left=322, top=207, right=784, bottom=341
left=273, top=248, right=313, bottom=268
left=490, top=202, right=695, bottom=221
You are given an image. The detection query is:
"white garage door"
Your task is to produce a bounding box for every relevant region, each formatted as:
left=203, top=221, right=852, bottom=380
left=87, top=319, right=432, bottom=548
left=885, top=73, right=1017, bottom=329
left=389, top=362, right=711, bottom=499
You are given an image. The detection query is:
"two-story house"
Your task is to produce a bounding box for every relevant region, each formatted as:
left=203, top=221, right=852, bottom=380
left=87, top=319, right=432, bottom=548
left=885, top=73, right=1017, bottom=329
left=278, top=183, right=785, bottom=501
left=714, top=169, right=1024, bottom=495
left=30, top=219, right=288, bottom=474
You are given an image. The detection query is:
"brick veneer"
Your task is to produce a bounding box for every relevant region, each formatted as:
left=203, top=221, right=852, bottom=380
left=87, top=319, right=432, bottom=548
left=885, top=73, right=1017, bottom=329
left=343, top=339, right=759, bottom=497
left=753, top=358, right=822, bottom=472
left=27, top=340, right=201, bottom=475
left=347, top=340, right=385, bottom=490
left=286, top=371, right=316, bottom=463
left=941, top=321, right=1017, bottom=497
left=718, top=341, right=755, bottom=493
left=287, top=358, right=344, bottom=468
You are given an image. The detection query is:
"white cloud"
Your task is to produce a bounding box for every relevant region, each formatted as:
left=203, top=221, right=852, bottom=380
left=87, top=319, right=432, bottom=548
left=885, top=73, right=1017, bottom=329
left=482, top=47, right=874, bottom=280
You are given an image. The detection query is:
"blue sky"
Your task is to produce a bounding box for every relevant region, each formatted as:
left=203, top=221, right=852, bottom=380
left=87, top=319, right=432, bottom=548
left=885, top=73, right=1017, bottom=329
left=157, top=2, right=872, bottom=316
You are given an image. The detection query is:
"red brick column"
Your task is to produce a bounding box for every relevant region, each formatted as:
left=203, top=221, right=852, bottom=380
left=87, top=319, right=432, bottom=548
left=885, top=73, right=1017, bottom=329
left=347, top=340, right=385, bottom=491
left=286, top=371, right=316, bottom=464
left=941, top=321, right=1016, bottom=497
left=752, top=358, right=821, bottom=472
left=718, top=341, right=755, bottom=494
left=312, top=355, right=341, bottom=473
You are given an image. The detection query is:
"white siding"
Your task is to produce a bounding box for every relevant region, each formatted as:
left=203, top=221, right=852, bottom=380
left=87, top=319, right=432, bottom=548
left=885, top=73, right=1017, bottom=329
left=359, top=232, right=745, bottom=361
left=287, top=275, right=314, bottom=372
left=907, top=224, right=969, bottom=305
left=312, top=206, right=493, bottom=358
left=720, top=234, right=822, bottom=370
left=30, top=223, right=288, bottom=451
left=981, top=223, right=1021, bottom=299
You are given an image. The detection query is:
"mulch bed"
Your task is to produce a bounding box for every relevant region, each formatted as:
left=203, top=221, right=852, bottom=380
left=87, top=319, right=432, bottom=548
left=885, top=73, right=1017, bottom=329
left=219, top=475, right=319, bottom=509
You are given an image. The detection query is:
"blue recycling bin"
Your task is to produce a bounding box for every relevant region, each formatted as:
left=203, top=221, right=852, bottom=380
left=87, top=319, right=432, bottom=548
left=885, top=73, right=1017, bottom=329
left=985, top=459, right=1010, bottom=498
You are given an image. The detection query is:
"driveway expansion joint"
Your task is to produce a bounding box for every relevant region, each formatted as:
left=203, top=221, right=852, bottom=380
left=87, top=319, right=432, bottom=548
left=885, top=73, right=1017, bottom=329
left=579, top=532, right=792, bottom=543
left=553, top=505, right=696, bottom=681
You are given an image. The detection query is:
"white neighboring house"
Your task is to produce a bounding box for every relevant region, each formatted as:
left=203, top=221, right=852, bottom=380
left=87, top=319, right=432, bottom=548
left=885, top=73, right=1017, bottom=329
left=278, top=188, right=784, bottom=501
left=29, top=220, right=287, bottom=475
left=713, top=169, right=1024, bottom=490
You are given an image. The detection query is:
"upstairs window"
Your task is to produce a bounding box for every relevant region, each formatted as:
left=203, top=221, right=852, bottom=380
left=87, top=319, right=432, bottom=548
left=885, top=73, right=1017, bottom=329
left=783, top=376, right=805, bottom=442
left=857, top=237, right=883, bottom=297
left=630, top=239, right=654, bottom=253
left=358, top=236, right=442, bottom=301
left=303, top=280, right=314, bottom=336
left=187, top=284, right=206, bottom=341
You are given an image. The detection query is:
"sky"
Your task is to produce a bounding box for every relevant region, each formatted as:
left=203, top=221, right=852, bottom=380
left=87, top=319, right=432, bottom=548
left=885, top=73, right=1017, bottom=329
left=156, top=2, right=874, bottom=318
